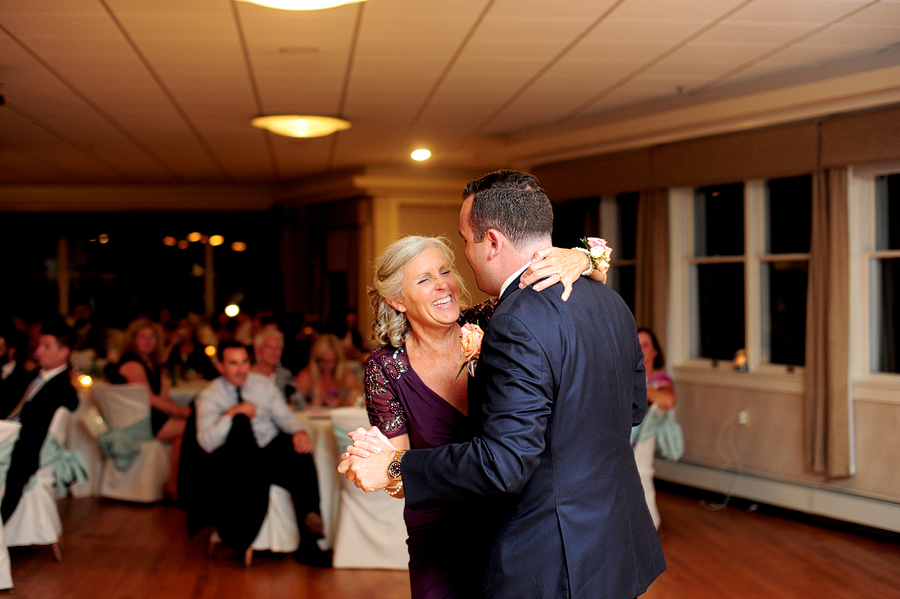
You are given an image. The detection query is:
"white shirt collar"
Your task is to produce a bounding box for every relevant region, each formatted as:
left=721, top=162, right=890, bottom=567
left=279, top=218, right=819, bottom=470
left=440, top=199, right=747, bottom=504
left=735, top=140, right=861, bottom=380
left=39, top=363, right=69, bottom=382
left=1, top=361, right=15, bottom=380
left=499, top=263, right=530, bottom=298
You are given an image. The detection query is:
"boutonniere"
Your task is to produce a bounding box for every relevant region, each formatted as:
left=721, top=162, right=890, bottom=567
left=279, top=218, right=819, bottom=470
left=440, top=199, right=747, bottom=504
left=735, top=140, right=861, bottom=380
left=581, top=237, right=613, bottom=274
left=457, top=322, right=485, bottom=378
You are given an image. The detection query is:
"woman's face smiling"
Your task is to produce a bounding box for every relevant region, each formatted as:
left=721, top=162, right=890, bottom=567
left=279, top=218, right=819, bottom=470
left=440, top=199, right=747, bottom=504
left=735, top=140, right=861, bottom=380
left=392, top=246, right=461, bottom=330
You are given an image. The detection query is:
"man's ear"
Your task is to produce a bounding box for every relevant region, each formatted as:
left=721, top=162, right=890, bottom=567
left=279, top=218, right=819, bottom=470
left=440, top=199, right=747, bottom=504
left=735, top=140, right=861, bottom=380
left=216, top=360, right=225, bottom=376
left=485, top=228, right=505, bottom=260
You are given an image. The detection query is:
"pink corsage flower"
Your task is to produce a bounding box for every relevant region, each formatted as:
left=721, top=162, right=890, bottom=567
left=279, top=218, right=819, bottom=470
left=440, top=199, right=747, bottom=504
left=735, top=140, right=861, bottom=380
left=582, top=237, right=613, bottom=274
left=458, top=322, right=485, bottom=378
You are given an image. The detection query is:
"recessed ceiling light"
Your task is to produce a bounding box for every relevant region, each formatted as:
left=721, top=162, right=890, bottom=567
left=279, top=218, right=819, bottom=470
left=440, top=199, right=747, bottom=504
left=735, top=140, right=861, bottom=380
left=411, top=149, right=431, bottom=161
left=252, top=115, right=351, bottom=138
left=238, top=0, right=367, bottom=10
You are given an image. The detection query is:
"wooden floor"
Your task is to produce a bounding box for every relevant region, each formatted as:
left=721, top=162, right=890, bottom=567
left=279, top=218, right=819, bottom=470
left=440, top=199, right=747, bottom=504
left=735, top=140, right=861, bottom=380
left=6, top=488, right=900, bottom=599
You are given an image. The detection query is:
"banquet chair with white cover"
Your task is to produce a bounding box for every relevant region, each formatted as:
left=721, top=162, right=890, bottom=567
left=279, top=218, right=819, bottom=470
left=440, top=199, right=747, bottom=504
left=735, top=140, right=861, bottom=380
left=92, top=383, right=170, bottom=503
left=4, top=407, right=83, bottom=561
left=237, top=485, right=300, bottom=567
left=67, top=386, right=105, bottom=498
left=0, top=420, right=21, bottom=591
left=329, top=407, right=408, bottom=570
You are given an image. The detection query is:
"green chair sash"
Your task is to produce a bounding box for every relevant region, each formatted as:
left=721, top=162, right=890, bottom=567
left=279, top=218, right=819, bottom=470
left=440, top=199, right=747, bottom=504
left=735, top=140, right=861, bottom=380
left=98, top=417, right=155, bottom=471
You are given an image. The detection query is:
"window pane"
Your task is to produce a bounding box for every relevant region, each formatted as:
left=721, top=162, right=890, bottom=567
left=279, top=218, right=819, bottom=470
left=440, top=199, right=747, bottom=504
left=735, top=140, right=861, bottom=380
left=873, top=257, right=900, bottom=373
left=696, top=263, right=745, bottom=361
left=616, top=193, right=638, bottom=261
left=611, top=264, right=635, bottom=315
left=694, top=183, right=744, bottom=257
left=767, top=261, right=807, bottom=366
left=767, top=175, right=812, bottom=254
left=875, top=174, right=900, bottom=251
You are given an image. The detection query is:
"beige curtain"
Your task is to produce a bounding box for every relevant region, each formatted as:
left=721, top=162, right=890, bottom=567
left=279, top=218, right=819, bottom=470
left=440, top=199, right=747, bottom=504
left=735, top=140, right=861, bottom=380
left=634, top=189, right=670, bottom=347
left=804, top=168, right=852, bottom=478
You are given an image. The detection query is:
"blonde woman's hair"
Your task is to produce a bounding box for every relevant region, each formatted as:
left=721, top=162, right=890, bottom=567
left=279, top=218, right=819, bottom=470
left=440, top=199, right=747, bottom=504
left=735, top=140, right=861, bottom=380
left=123, top=316, right=165, bottom=364
left=306, top=333, right=353, bottom=397
left=368, top=236, right=469, bottom=348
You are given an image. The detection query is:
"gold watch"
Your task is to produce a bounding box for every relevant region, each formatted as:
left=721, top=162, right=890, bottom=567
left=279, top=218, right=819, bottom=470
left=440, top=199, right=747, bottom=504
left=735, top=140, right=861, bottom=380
left=387, top=450, right=406, bottom=480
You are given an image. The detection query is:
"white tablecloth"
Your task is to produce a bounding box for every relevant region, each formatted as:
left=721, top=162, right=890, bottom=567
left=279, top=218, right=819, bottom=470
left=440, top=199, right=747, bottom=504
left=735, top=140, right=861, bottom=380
left=0, top=420, right=23, bottom=590
left=170, top=379, right=209, bottom=406
left=296, top=411, right=343, bottom=551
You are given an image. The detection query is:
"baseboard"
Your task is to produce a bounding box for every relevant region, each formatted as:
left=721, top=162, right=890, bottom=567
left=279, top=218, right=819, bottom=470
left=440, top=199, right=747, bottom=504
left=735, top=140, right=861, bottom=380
left=654, top=460, right=900, bottom=534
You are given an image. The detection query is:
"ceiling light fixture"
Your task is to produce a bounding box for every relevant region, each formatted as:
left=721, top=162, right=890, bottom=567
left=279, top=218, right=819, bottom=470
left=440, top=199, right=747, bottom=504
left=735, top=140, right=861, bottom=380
left=411, top=149, right=431, bottom=161
left=251, top=115, right=351, bottom=138
left=238, top=0, right=367, bottom=11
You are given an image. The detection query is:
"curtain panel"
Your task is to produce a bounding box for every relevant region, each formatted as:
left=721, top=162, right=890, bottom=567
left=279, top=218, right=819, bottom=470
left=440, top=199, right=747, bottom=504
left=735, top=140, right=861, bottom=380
left=804, top=168, right=852, bottom=478
left=635, top=189, right=670, bottom=349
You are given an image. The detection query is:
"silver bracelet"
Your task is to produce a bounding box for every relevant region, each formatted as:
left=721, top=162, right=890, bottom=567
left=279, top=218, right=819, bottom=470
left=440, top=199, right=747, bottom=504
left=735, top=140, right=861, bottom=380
left=384, top=481, right=403, bottom=497
left=573, top=247, right=594, bottom=276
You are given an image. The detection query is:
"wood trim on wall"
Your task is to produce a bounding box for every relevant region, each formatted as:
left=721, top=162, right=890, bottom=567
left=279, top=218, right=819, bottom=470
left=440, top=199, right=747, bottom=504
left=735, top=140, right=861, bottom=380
left=533, top=104, right=900, bottom=199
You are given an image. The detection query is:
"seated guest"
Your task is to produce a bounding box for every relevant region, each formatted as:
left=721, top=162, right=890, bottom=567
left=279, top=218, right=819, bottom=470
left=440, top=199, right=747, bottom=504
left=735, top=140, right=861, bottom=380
left=0, top=319, right=78, bottom=522
left=0, top=327, right=33, bottom=411
left=633, top=327, right=679, bottom=530
left=250, top=328, right=298, bottom=405
left=164, top=320, right=218, bottom=382
left=194, top=341, right=328, bottom=565
left=294, top=334, right=361, bottom=409
left=109, top=317, right=191, bottom=499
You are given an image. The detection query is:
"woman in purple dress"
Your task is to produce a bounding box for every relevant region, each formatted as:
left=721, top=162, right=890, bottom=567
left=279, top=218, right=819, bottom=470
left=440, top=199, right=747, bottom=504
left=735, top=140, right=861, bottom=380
left=362, top=236, right=603, bottom=599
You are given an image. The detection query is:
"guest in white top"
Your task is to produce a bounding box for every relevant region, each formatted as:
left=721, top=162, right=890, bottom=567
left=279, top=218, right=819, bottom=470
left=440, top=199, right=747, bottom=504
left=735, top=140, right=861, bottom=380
left=194, top=340, right=328, bottom=566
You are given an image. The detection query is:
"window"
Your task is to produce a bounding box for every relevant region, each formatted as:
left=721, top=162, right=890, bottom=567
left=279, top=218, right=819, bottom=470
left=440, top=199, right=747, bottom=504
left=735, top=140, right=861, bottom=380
left=676, top=176, right=811, bottom=369
left=610, top=193, right=637, bottom=313
left=871, top=174, right=900, bottom=373
left=763, top=176, right=811, bottom=367
left=692, top=183, right=745, bottom=362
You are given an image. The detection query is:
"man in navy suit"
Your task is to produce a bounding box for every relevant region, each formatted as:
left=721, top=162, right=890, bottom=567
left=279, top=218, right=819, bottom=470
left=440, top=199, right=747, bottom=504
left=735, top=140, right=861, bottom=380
left=343, top=170, right=665, bottom=598
left=1, top=319, right=78, bottom=522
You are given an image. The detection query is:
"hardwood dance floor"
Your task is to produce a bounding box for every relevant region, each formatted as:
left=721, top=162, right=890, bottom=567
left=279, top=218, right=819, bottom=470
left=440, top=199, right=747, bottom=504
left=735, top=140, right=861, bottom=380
left=6, top=488, right=900, bottom=599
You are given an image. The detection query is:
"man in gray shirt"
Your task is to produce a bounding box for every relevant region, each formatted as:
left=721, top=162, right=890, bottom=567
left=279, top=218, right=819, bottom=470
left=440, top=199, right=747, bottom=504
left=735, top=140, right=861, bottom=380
left=195, top=340, right=328, bottom=566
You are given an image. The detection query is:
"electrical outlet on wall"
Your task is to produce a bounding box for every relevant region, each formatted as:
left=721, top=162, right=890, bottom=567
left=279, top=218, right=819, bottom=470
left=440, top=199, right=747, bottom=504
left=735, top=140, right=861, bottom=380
left=738, top=409, right=749, bottom=425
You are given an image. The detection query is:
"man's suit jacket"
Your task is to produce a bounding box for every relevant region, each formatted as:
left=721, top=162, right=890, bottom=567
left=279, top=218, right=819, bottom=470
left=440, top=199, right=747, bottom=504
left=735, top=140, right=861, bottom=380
left=1, top=368, right=78, bottom=522
left=0, top=363, right=37, bottom=418
left=403, top=277, right=666, bottom=599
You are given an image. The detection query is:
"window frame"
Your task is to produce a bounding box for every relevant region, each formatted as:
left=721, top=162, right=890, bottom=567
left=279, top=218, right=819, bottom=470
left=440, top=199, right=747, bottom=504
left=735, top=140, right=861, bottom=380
left=599, top=195, right=637, bottom=307
left=669, top=181, right=806, bottom=393
left=849, top=163, right=900, bottom=405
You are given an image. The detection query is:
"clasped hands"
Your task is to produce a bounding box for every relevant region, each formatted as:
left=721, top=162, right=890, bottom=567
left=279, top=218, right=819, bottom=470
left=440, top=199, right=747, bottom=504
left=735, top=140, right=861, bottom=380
left=337, top=427, right=397, bottom=492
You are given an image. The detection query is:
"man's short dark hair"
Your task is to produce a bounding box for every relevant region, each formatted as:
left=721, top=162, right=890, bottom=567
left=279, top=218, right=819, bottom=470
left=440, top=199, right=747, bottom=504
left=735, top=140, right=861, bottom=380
left=462, top=169, right=553, bottom=249
left=40, top=318, right=75, bottom=350
left=217, top=340, right=248, bottom=361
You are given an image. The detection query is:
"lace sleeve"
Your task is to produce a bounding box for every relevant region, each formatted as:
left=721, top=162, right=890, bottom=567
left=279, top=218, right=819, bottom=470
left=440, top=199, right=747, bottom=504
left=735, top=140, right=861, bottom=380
left=364, top=350, right=408, bottom=437
left=458, top=297, right=498, bottom=328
